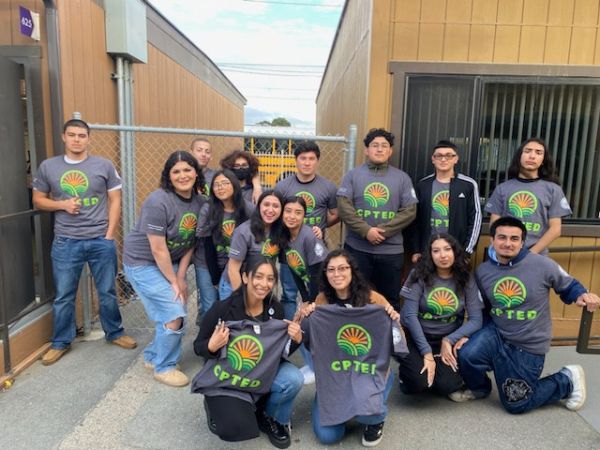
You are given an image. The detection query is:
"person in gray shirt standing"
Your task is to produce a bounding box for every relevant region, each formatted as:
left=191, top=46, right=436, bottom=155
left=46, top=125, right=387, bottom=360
left=337, top=128, right=417, bottom=310
left=32, top=119, right=137, bottom=366
left=457, top=216, right=600, bottom=412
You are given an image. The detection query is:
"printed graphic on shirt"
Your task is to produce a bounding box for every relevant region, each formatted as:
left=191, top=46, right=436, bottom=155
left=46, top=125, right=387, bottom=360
left=296, top=191, right=316, bottom=214
left=60, top=170, right=89, bottom=196
left=216, top=219, right=236, bottom=253
left=286, top=249, right=308, bottom=282
left=227, top=335, right=264, bottom=371
left=426, top=287, right=459, bottom=315
left=493, top=276, right=527, bottom=307
left=178, top=213, right=198, bottom=240
left=432, top=190, right=450, bottom=216
left=261, top=238, right=280, bottom=258
left=508, top=191, right=538, bottom=218
left=337, top=324, right=372, bottom=356
left=363, top=182, right=390, bottom=208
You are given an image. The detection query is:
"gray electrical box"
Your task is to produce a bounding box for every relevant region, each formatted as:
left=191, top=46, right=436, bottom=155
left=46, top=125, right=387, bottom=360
left=105, top=0, right=148, bottom=63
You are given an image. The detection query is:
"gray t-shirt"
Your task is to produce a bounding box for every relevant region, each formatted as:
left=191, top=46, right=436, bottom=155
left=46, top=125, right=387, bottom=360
left=485, top=178, right=571, bottom=252
left=476, top=252, right=574, bottom=354
left=430, top=179, right=450, bottom=234
left=32, top=155, right=122, bottom=239
left=275, top=174, right=337, bottom=230
left=337, top=163, right=418, bottom=254
left=400, top=273, right=483, bottom=354
left=123, top=189, right=205, bottom=266
left=201, top=168, right=217, bottom=196
left=284, top=225, right=328, bottom=283
left=303, top=304, right=405, bottom=426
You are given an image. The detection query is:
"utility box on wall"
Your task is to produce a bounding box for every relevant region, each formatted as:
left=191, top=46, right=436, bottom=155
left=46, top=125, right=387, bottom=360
left=105, top=0, right=148, bottom=63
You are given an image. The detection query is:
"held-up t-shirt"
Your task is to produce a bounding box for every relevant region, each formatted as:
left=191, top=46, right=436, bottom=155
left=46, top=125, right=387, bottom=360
left=191, top=319, right=290, bottom=402
left=275, top=174, right=337, bottom=230
left=303, top=304, right=406, bottom=426
left=284, top=225, right=328, bottom=283
left=476, top=252, right=576, bottom=354
left=123, top=189, right=205, bottom=265
left=430, top=179, right=450, bottom=235
left=400, top=273, right=483, bottom=355
left=485, top=178, right=571, bottom=252
left=32, top=155, right=122, bottom=239
left=337, top=163, right=418, bottom=254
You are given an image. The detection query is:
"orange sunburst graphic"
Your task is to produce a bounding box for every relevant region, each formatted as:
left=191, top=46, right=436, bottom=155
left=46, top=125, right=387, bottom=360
left=227, top=335, right=264, bottom=371
left=508, top=191, right=538, bottom=218
left=60, top=170, right=89, bottom=196
left=363, top=182, right=390, bottom=208
left=286, top=249, right=308, bottom=281
left=261, top=239, right=279, bottom=258
left=336, top=324, right=372, bottom=356
left=426, top=287, right=459, bottom=315
left=432, top=190, right=450, bottom=216
left=178, top=213, right=197, bottom=239
left=493, top=277, right=527, bottom=308
left=296, top=191, right=316, bottom=213
left=221, top=220, right=236, bottom=243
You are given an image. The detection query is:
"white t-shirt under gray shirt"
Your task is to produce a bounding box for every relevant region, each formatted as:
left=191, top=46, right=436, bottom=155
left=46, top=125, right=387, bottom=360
left=32, top=155, right=122, bottom=239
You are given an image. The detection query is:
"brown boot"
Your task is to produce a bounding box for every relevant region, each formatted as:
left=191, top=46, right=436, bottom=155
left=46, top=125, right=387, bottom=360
left=111, top=335, right=137, bottom=349
left=41, top=347, right=70, bottom=366
left=154, top=369, right=189, bottom=387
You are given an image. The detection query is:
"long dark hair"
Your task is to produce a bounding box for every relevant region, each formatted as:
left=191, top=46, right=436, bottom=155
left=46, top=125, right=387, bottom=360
left=507, top=138, right=559, bottom=184
left=250, top=190, right=287, bottom=249
left=206, top=169, right=248, bottom=246
left=408, top=233, right=470, bottom=296
left=160, top=150, right=204, bottom=194
left=319, top=249, right=371, bottom=307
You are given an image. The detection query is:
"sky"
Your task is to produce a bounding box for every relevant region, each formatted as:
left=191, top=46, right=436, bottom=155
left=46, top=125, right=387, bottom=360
left=148, top=0, right=344, bottom=127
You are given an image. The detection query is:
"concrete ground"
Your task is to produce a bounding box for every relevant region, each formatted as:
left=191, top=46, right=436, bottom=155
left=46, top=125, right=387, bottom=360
left=1, top=318, right=599, bottom=450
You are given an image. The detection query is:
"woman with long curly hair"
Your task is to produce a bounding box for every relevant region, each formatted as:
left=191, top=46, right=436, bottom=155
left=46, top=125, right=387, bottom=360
left=399, top=233, right=483, bottom=401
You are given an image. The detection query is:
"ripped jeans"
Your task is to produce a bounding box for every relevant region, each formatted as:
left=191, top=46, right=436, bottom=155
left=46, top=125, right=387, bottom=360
left=458, top=324, right=572, bottom=414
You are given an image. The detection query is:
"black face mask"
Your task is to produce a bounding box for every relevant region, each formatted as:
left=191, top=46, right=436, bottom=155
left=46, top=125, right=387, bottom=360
left=232, top=167, right=251, bottom=181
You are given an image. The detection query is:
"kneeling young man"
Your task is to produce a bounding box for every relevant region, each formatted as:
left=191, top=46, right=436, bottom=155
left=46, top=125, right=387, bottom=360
left=458, top=216, right=599, bottom=413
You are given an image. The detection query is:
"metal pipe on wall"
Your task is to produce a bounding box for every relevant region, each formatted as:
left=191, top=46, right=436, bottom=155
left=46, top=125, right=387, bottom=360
left=115, top=56, right=130, bottom=235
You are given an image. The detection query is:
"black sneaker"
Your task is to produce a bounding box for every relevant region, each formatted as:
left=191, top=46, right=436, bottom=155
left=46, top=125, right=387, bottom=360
left=362, top=422, right=384, bottom=447
left=257, top=412, right=291, bottom=449
left=203, top=398, right=217, bottom=434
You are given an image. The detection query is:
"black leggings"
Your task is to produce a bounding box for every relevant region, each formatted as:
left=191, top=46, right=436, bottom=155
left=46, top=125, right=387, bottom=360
left=204, top=395, right=259, bottom=442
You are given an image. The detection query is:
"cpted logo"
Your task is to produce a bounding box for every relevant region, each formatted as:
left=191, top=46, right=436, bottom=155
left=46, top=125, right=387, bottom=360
left=286, top=249, right=308, bottom=282
left=508, top=191, right=538, bottom=218
left=227, top=334, right=264, bottom=371
left=363, top=182, right=390, bottom=208
left=261, top=238, right=279, bottom=258
left=337, top=324, right=372, bottom=356
left=296, top=191, right=316, bottom=214
left=178, top=213, right=197, bottom=240
left=493, top=276, right=527, bottom=308
left=60, top=170, right=89, bottom=196
left=222, top=219, right=236, bottom=244
left=427, top=287, right=459, bottom=315
left=432, top=190, right=450, bottom=216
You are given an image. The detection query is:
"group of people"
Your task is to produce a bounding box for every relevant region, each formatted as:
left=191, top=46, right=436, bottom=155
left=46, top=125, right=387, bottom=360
left=34, top=120, right=599, bottom=448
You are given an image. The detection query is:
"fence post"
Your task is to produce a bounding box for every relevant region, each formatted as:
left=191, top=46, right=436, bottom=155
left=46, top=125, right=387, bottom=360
left=346, top=124, right=357, bottom=173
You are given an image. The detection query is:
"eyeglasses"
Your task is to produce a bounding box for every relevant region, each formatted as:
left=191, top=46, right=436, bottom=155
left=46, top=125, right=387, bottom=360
left=232, top=164, right=250, bottom=169
left=433, top=153, right=457, bottom=160
left=213, top=181, right=232, bottom=189
left=326, top=265, right=351, bottom=274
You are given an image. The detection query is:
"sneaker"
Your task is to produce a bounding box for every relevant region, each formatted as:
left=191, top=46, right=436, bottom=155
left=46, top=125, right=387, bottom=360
left=143, top=361, right=180, bottom=371
left=41, top=347, right=70, bottom=366
left=448, top=389, right=476, bottom=403
left=153, top=369, right=189, bottom=387
left=257, top=412, right=291, bottom=449
left=562, top=365, right=586, bottom=411
left=362, top=422, right=384, bottom=447
left=203, top=398, right=217, bottom=434
left=111, top=335, right=137, bottom=349
left=299, top=365, right=315, bottom=385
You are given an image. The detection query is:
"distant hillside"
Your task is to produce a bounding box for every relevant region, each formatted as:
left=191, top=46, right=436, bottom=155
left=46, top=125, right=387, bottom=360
left=244, top=107, right=314, bottom=128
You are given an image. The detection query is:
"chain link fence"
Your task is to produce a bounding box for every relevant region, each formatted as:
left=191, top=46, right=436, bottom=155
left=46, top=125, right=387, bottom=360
left=82, top=124, right=352, bottom=330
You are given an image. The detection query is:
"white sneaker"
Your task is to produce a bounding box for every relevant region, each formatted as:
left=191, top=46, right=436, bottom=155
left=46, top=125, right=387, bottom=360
left=299, top=365, right=315, bottom=385
left=562, top=365, right=586, bottom=411
left=448, top=389, right=476, bottom=403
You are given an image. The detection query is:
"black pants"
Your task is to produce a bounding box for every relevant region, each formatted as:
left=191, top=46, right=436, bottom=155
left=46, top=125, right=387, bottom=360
left=204, top=395, right=259, bottom=442
left=398, top=334, right=464, bottom=396
left=345, top=244, right=403, bottom=310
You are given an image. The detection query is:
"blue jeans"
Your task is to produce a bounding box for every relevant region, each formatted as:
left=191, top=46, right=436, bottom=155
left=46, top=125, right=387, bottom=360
left=279, top=263, right=298, bottom=320
left=264, top=361, right=304, bottom=424
left=218, top=274, right=233, bottom=301
left=300, top=344, right=313, bottom=369
left=195, top=265, right=218, bottom=320
left=124, top=264, right=187, bottom=373
left=50, top=236, right=124, bottom=349
left=312, top=372, right=394, bottom=445
left=458, top=324, right=572, bottom=414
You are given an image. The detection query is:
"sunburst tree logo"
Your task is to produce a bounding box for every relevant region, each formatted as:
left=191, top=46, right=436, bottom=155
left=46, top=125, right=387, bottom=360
left=60, top=170, right=89, bottom=196
left=296, top=191, right=316, bottom=214
left=221, top=219, right=236, bottom=244
left=363, top=182, right=390, bottom=208
left=426, top=287, right=459, bottom=315
left=261, top=239, right=279, bottom=258
left=508, top=191, right=538, bottom=218
left=432, top=190, right=450, bottom=216
left=227, top=335, right=264, bottom=371
left=178, top=213, right=197, bottom=239
left=286, top=249, right=308, bottom=282
left=337, top=324, right=372, bottom=356
left=493, top=276, right=527, bottom=308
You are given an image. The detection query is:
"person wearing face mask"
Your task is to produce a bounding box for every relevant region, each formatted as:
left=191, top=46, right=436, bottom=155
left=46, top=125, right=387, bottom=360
left=220, top=150, right=263, bottom=204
